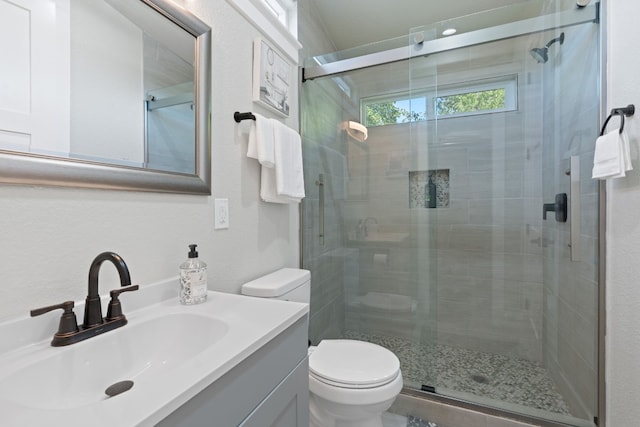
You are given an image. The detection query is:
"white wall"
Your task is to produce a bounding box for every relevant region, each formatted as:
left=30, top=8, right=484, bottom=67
left=605, top=1, right=640, bottom=425
left=0, top=0, right=300, bottom=322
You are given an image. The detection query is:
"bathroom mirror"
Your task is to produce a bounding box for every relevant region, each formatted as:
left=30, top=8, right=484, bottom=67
left=0, top=0, right=211, bottom=194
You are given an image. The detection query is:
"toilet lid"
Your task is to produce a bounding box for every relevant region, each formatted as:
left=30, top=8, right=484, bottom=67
left=309, top=340, right=400, bottom=388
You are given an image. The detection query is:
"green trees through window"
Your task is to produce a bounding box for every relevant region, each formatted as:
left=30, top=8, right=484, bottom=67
left=435, top=88, right=506, bottom=116
left=365, top=102, right=425, bottom=126
left=362, top=76, right=516, bottom=127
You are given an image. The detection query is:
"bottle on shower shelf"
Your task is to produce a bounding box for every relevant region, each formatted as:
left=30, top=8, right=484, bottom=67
left=425, top=175, right=437, bottom=209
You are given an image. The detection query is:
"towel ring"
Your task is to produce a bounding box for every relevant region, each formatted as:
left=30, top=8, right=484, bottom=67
left=600, top=104, right=635, bottom=136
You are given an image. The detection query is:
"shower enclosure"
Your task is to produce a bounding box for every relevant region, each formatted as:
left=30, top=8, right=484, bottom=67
left=301, top=1, right=601, bottom=426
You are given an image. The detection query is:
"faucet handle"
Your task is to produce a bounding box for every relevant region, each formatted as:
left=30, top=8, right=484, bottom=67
left=106, top=284, right=139, bottom=321
left=30, top=301, right=80, bottom=337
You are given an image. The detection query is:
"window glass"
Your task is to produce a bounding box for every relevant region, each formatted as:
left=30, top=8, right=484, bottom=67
left=435, top=88, right=506, bottom=116
left=363, top=95, right=427, bottom=127
left=261, top=0, right=287, bottom=27
left=362, top=76, right=517, bottom=127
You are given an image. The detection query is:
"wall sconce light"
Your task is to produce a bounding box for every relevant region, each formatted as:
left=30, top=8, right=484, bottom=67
left=345, top=120, right=368, bottom=142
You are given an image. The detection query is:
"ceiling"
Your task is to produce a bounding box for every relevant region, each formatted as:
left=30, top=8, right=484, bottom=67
left=309, top=0, right=545, bottom=52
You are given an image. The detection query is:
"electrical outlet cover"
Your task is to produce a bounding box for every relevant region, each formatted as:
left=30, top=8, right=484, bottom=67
left=214, top=198, right=229, bottom=229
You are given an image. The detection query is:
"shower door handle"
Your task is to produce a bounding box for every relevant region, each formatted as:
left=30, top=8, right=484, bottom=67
left=568, top=156, right=581, bottom=261
left=542, top=203, right=556, bottom=219
left=316, top=174, right=325, bottom=246
left=542, top=193, right=567, bottom=222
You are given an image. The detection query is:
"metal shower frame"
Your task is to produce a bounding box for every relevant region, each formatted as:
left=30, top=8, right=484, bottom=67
left=302, top=3, right=598, bottom=81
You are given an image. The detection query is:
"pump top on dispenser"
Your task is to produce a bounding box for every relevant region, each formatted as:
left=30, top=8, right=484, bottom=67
left=179, top=244, right=207, bottom=305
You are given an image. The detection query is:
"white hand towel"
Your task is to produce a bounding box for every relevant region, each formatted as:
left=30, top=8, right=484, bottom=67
left=621, top=129, right=633, bottom=172
left=247, top=114, right=275, bottom=168
left=592, top=129, right=633, bottom=179
left=260, top=166, right=302, bottom=204
left=273, top=121, right=305, bottom=199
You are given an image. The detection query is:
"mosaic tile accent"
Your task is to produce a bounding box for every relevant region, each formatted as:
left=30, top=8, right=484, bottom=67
left=409, top=170, right=450, bottom=209
left=344, top=330, right=571, bottom=416
left=382, top=413, right=436, bottom=427
left=407, top=416, right=437, bottom=427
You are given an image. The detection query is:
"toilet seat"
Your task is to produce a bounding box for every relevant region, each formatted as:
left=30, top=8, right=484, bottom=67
left=309, top=340, right=400, bottom=389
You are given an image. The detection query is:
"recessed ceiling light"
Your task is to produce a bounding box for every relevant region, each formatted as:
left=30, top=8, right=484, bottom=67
left=442, top=28, right=457, bottom=36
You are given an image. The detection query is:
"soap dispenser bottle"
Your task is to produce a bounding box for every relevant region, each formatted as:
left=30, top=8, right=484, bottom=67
left=179, top=244, right=208, bottom=305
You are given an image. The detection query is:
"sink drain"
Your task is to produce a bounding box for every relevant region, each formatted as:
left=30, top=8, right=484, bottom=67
left=105, top=380, right=134, bottom=397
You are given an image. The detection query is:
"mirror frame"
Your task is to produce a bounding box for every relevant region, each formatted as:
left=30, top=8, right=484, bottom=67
left=0, top=0, right=212, bottom=194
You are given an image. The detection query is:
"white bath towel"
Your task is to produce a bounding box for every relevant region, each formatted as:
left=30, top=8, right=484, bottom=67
left=273, top=121, right=305, bottom=199
left=592, top=129, right=633, bottom=179
left=260, top=166, right=302, bottom=204
left=246, top=116, right=305, bottom=204
left=247, top=113, right=275, bottom=168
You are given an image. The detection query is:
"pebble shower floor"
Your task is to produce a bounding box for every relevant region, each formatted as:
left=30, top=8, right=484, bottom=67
left=345, top=330, right=571, bottom=416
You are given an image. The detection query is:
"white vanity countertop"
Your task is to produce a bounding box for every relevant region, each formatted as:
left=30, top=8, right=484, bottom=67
left=0, top=277, right=308, bottom=426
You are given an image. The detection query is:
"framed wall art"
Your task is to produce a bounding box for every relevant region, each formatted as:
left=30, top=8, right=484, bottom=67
left=253, top=37, right=291, bottom=117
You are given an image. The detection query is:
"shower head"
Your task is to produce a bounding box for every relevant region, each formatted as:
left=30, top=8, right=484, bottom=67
left=529, top=32, right=565, bottom=63
left=529, top=47, right=549, bottom=64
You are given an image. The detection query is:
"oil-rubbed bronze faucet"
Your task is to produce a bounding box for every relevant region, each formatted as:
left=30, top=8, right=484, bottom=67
left=31, top=252, right=139, bottom=346
left=84, top=252, right=132, bottom=328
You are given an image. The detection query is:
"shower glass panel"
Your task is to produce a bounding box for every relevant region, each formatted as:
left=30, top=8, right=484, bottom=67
left=145, top=83, right=195, bottom=174
left=302, top=47, right=439, bottom=377
left=301, top=2, right=599, bottom=426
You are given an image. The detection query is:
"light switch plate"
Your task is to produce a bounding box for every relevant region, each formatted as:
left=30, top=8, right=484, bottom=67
left=214, top=198, right=229, bottom=229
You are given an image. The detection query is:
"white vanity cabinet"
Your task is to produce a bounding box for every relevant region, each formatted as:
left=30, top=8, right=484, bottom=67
left=157, top=316, right=309, bottom=427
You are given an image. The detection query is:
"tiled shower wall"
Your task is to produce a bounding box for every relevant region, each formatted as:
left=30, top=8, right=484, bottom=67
left=345, top=104, right=545, bottom=361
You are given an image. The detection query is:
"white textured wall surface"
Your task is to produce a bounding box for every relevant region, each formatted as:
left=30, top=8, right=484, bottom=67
left=606, top=1, right=640, bottom=425
left=0, top=0, right=300, bottom=322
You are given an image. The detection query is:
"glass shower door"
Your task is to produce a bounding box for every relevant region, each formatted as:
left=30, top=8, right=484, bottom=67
left=301, top=42, right=440, bottom=387
left=537, top=18, right=601, bottom=425
left=407, top=13, right=600, bottom=427
left=301, top=2, right=600, bottom=425
left=407, top=33, right=552, bottom=410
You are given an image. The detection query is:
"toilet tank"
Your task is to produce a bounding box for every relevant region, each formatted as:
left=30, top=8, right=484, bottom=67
left=241, top=268, right=310, bottom=304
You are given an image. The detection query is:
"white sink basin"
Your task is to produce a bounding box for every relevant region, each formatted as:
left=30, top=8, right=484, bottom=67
left=0, top=312, right=228, bottom=410
left=0, top=278, right=308, bottom=426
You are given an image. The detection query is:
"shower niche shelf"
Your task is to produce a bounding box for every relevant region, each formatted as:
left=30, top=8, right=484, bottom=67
left=409, top=169, right=450, bottom=209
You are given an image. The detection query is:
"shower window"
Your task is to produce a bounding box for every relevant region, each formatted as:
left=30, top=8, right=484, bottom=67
left=361, top=75, right=517, bottom=126
left=435, top=75, right=518, bottom=118
left=435, top=88, right=506, bottom=115
left=362, top=92, right=428, bottom=126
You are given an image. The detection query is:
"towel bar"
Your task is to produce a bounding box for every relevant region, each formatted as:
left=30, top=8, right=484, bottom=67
left=600, top=104, right=635, bottom=135
left=234, top=111, right=256, bottom=122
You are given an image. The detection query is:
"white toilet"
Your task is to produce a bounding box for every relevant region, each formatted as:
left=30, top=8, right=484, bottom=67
left=242, top=268, right=403, bottom=427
